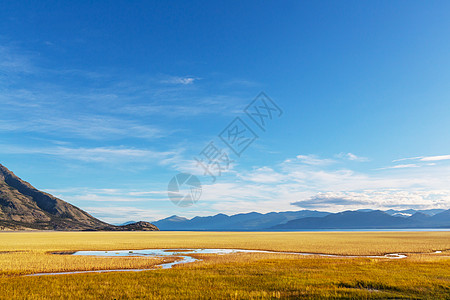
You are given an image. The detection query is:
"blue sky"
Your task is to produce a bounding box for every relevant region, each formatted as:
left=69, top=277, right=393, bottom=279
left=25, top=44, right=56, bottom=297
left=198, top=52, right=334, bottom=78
left=1, top=1, right=449, bottom=223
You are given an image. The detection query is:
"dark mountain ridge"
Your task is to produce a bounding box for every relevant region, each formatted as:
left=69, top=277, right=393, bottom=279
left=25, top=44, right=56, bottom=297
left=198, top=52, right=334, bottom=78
left=154, top=209, right=449, bottom=231
left=272, top=210, right=450, bottom=230
left=153, top=210, right=331, bottom=230
left=0, top=164, right=158, bottom=231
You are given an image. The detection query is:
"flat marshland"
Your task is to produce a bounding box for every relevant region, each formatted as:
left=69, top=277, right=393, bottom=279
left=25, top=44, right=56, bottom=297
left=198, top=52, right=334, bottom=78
left=0, top=231, right=449, bottom=299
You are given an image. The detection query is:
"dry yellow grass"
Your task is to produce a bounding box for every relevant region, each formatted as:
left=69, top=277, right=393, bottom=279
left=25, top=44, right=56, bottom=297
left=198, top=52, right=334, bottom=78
left=0, top=231, right=449, bottom=299
left=1, top=231, right=449, bottom=255
left=0, top=252, right=170, bottom=276
left=0, top=251, right=449, bottom=299
left=0, top=231, right=449, bottom=277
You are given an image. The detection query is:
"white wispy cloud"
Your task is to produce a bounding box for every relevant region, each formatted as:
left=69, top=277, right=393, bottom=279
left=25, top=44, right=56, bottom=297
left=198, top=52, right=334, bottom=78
left=0, top=45, right=35, bottom=74
left=377, top=155, right=450, bottom=170
left=291, top=190, right=450, bottom=210
left=238, top=167, right=286, bottom=183
left=117, top=94, right=247, bottom=117
left=291, top=154, right=335, bottom=166
left=39, top=152, right=450, bottom=220
left=191, top=153, right=450, bottom=215
left=0, top=115, right=165, bottom=140
left=160, top=76, right=198, bottom=85
left=376, top=164, right=420, bottom=170
left=337, top=152, right=369, bottom=162
left=41, top=187, right=171, bottom=222
left=84, top=206, right=167, bottom=224
left=382, top=154, right=450, bottom=170
left=420, top=155, right=450, bottom=162
left=0, top=145, right=180, bottom=163
left=393, top=154, right=450, bottom=162
left=0, top=42, right=252, bottom=152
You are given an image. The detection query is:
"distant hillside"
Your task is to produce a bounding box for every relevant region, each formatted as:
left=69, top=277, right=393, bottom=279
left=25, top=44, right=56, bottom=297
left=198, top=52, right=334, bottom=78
left=0, top=164, right=158, bottom=231
left=271, top=210, right=450, bottom=230
left=153, top=209, right=449, bottom=231
left=153, top=210, right=330, bottom=230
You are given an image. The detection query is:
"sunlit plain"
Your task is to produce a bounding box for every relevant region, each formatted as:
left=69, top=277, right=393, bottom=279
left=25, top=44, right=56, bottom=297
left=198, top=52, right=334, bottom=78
left=0, top=231, right=449, bottom=299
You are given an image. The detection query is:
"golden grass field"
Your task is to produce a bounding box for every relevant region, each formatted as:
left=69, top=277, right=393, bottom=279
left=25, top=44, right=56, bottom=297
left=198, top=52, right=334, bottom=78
left=0, top=231, right=449, bottom=299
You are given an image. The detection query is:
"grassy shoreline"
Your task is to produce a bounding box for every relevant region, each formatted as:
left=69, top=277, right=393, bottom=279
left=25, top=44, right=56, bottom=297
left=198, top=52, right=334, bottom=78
left=1, top=253, right=449, bottom=299
left=0, top=231, right=449, bottom=299
left=1, top=231, right=449, bottom=254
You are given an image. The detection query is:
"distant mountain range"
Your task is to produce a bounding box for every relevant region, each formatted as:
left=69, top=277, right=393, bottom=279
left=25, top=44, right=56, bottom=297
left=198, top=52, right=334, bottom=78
left=153, top=209, right=450, bottom=231
left=2, top=163, right=447, bottom=231
left=272, top=210, right=450, bottom=230
left=0, top=164, right=158, bottom=231
left=154, top=210, right=330, bottom=230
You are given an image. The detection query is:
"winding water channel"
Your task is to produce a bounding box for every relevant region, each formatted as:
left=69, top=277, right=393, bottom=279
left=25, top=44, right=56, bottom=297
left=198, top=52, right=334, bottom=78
left=24, top=248, right=422, bottom=276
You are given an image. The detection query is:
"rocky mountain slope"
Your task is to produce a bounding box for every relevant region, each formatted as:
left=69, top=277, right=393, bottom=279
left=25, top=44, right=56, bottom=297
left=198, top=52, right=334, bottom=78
left=0, top=164, right=158, bottom=231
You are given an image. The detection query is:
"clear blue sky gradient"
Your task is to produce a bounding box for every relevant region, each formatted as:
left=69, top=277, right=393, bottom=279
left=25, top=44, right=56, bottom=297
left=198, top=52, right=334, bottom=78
left=1, top=1, right=449, bottom=223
